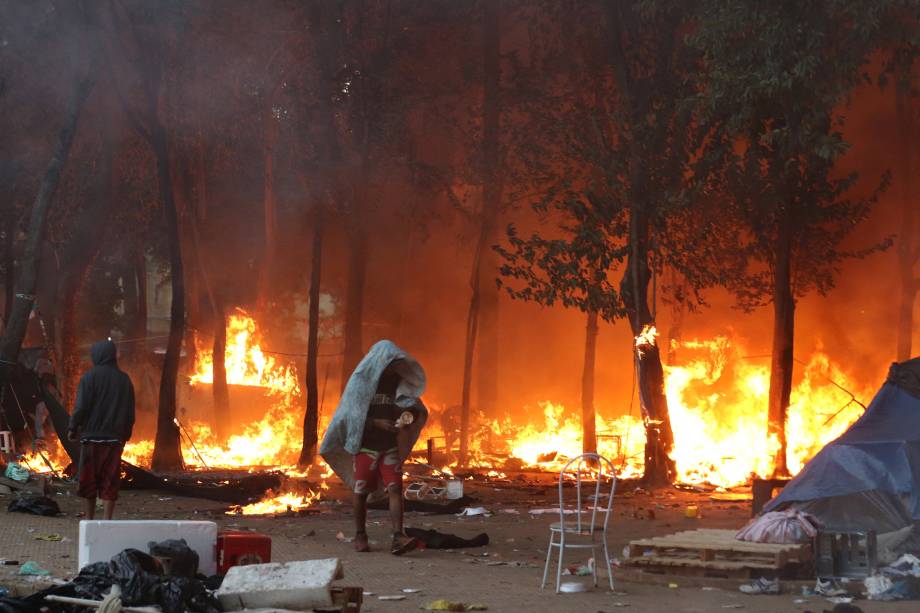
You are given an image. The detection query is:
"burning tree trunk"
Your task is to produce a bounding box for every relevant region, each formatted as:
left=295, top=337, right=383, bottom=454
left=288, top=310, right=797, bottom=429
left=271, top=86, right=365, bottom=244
left=299, top=209, right=324, bottom=466
left=212, top=298, right=230, bottom=440
left=767, top=216, right=794, bottom=477
left=581, top=309, right=598, bottom=454
left=0, top=60, right=96, bottom=366
left=622, top=208, right=675, bottom=486
left=151, top=123, right=186, bottom=472
left=896, top=89, right=919, bottom=362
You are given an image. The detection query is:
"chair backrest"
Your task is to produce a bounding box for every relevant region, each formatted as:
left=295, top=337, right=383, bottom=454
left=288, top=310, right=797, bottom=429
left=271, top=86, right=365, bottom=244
left=557, top=453, right=617, bottom=535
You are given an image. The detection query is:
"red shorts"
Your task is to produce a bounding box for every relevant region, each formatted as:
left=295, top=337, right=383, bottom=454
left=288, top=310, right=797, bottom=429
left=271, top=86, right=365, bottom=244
left=353, top=449, right=402, bottom=494
left=78, top=443, right=124, bottom=501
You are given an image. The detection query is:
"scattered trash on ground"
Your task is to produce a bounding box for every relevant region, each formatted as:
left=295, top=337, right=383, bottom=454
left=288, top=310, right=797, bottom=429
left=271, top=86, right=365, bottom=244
left=335, top=530, right=354, bottom=543
left=456, top=507, right=491, bottom=518
left=562, top=564, right=592, bottom=576
left=422, top=600, right=488, bottom=611
left=18, top=561, right=51, bottom=576
left=826, top=595, right=855, bottom=604
left=864, top=572, right=920, bottom=601
left=4, top=463, right=30, bottom=483
left=738, top=577, right=779, bottom=595
left=7, top=495, right=60, bottom=516
left=378, top=594, right=407, bottom=600
left=559, top=582, right=589, bottom=593
left=812, top=577, right=848, bottom=597
left=33, top=533, right=63, bottom=542
left=528, top=508, right=581, bottom=516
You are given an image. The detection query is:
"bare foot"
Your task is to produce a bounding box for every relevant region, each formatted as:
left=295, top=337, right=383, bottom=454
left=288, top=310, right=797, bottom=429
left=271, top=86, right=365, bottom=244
left=354, top=532, right=370, bottom=553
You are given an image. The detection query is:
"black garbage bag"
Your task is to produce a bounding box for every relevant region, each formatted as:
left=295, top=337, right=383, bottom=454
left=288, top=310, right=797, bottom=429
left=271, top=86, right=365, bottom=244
left=7, top=495, right=61, bottom=516
left=65, top=549, right=219, bottom=613
left=405, top=527, right=489, bottom=549
left=148, top=538, right=199, bottom=578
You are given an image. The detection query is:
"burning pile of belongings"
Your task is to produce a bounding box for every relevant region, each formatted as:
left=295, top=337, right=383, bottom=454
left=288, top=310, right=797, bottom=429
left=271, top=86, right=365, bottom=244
left=623, top=357, right=920, bottom=603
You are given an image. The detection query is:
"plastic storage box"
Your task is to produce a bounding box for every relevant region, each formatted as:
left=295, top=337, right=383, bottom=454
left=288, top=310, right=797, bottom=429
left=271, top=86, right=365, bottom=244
left=217, top=530, right=272, bottom=574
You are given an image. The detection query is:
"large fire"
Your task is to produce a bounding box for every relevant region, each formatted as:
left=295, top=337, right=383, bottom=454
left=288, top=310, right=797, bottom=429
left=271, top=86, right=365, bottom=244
left=123, top=310, right=306, bottom=470
left=20, top=311, right=874, bottom=510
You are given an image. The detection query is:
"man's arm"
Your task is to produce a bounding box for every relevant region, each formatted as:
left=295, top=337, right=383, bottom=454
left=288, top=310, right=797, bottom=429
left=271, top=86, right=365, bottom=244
left=396, top=426, right=412, bottom=464
left=125, top=378, right=136, bottom=442
left=68, top=375, right=91, bottom=440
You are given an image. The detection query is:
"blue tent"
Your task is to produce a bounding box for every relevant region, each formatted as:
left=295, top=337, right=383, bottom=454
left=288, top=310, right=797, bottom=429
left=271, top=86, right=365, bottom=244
left=764, top=358, right=920, bottom=533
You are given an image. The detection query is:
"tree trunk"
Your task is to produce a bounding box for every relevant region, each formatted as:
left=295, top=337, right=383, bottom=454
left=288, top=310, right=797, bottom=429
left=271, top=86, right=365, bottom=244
left=581, top=309, right=598, bottom=454
left=459, top=222, right=490, bottom=466
left=896, top=89, right=918, bottom=362
left=132, top=248, right=148, bottom=346
left=212, top=297, right=230, bottom=440
left=299, top=210, right=324, bottom=466
left=58, top=282, right=80, bottom=407
left=0, top=63, right=96, bottom=366
left=340, top=223, right=367, bottom=390
left=150, top=124, right=185, bottom=472
left=768, top=220, right=794, bottom=477
left=622, top=208, right=675, bottom=486
left=256, top=89, right=281, bottom=315
left=476, top=0, right=503, bottom=417
left=2, top=215, right=13, bottom=325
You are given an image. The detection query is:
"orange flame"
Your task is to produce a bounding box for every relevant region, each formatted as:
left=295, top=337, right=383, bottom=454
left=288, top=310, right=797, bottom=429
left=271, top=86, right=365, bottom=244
left=227, top=489, right=321, bottom=515
left=31, top=310, right=872, bottom=509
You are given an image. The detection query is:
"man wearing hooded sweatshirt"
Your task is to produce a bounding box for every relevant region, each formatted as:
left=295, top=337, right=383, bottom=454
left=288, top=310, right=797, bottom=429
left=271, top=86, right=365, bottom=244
left=67, top=340, right=135, bottom=520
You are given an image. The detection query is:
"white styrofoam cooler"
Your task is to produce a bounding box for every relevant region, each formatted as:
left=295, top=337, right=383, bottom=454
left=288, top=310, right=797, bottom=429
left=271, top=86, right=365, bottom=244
left=78, top=520, right=218, bottom=575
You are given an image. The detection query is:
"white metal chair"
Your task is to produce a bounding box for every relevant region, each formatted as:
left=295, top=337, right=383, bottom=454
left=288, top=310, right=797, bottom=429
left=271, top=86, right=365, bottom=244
left=541, top=453, right=617, bottom=593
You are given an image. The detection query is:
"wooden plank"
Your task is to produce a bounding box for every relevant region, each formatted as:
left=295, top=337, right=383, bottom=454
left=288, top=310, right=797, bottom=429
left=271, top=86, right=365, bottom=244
left=632, top=529, right=799, bottom=546
left=327, top=586, right=363, bottom=613
left=629, top=539, right=808, bottom=559
left=630, top=533, right=808, bottom=554
left=624, top=556, right=777, bottom=571
left=631, top=536, right=802, bottom=551
left=616, top=567, right=820, bottom=587
left=632, top=544, right=808, bottom=563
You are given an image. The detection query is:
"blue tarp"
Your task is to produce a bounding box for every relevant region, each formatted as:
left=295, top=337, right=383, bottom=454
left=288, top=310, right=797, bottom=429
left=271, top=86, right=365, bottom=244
left=765, top=358, right=920, bottom=528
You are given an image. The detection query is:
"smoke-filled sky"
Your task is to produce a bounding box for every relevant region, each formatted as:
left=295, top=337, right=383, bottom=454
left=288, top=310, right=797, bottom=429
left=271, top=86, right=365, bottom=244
left=1, top=1, right=917, bottom=431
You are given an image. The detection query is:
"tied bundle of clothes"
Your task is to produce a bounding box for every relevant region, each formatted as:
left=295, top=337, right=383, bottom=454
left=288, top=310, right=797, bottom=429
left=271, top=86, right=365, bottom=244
left=736, top=509, right=819, bottom=544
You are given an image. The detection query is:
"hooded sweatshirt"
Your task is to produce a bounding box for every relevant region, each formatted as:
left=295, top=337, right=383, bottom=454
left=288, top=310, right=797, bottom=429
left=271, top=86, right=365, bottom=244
left=68, top=340, right=135, bottom=443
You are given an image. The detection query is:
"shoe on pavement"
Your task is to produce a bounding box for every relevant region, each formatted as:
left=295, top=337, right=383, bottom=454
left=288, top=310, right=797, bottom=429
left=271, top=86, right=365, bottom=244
left=739, top=577, right=780, bottom=595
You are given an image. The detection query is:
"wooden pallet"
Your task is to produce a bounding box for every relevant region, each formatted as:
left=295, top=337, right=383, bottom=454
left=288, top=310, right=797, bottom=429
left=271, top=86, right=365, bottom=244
left=624, top=529, right=812, bottom=579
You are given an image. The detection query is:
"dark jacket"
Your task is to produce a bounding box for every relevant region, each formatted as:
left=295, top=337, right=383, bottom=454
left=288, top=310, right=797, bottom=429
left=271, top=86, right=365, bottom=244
left=68, top=340, right=135, bottom=442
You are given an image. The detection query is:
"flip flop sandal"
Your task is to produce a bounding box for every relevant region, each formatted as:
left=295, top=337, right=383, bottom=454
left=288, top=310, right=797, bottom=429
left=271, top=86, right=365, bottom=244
left=390, top=536, right=419, bottom=556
